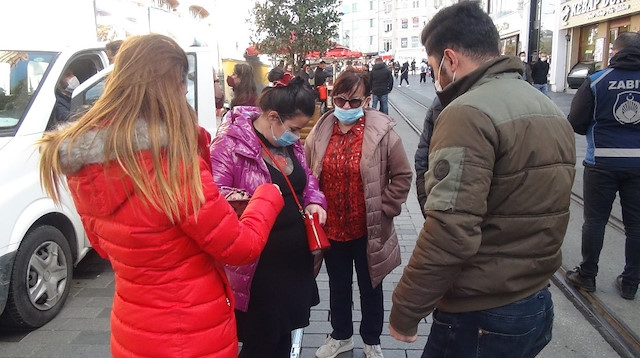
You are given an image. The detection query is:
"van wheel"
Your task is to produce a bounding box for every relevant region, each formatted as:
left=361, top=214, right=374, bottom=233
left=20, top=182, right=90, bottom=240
left=0, top=226, right=73, bottom=329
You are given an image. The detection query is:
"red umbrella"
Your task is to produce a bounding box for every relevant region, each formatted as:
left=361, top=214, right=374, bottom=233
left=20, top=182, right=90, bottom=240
left=325, top=47, right=362, bottom=58
left=305, top=51, right=321, bottom=59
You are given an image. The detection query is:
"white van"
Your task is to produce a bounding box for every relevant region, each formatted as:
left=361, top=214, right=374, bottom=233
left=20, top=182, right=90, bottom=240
left=0, top=44, right=218, bottom=328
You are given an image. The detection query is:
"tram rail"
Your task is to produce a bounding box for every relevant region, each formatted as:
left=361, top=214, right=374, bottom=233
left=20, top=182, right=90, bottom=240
left=389, top=89, right=640, bottom=358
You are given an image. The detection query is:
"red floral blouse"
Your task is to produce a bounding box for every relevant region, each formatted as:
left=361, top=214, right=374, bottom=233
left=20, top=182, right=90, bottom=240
left=320, top=117, right=367, bottom=241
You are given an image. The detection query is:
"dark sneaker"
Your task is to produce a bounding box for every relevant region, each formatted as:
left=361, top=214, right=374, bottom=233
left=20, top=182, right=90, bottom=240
left=566, top=268, right=596, bottom=292
left=615, top=275, right=637, bottom=300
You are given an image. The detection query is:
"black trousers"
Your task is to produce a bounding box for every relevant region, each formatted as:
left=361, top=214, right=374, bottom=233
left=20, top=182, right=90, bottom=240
left=324, top=236, right=384, bottom=345
left=238, top=330, right=291, bottom=358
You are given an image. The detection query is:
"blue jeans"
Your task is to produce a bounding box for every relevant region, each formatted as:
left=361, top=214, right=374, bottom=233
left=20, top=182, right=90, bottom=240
left=579, top=166, right=640, bottom=286
left=371, top=94, right=389, bottom=115
left=533, top=83, right=548, bottom=96
left=421, top=287, right=554, bottom=358
left=324, top=236, right=383, bottom=345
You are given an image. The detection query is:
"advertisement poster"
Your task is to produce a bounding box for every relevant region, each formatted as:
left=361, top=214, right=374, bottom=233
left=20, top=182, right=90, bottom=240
left=594, top=37, right=604, bottom=62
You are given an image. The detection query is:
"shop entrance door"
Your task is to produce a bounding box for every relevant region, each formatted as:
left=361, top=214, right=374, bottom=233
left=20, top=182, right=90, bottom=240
left=608, top=23, right=630, bottom=63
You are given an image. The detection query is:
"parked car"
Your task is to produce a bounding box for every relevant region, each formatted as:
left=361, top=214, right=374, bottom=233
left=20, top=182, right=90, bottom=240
left=0, top=44, right=218, bottom=329
left=567, top=61, right=598, bottom=89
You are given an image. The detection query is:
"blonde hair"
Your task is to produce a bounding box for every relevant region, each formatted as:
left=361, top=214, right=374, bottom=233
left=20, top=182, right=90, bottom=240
left=39, top=34, right=203, bottom=222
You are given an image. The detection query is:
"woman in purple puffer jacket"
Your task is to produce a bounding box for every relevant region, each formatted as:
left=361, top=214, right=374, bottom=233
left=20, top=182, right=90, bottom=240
left=210, top=68, right=327, bottom=358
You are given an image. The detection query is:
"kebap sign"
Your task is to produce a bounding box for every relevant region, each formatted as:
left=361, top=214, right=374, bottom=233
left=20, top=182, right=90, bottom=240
left=560, top=0, right=640, bottom=29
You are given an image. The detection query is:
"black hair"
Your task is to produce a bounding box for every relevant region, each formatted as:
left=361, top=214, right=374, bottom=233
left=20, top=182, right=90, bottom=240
left=267, top=66, right=285, bottom=82
left=421, top=1, right=500, bottom=63
left=258, top=68, right=316, bottom=119
left=613, top=32, right=640, bottom=51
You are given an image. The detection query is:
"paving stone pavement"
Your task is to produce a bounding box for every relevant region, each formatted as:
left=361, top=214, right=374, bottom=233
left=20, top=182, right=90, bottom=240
left=0, top=252, right=114, bottom=357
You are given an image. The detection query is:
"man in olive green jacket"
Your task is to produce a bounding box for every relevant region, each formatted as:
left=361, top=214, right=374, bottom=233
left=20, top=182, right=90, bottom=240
left=389, top=3, right=576, bottom=358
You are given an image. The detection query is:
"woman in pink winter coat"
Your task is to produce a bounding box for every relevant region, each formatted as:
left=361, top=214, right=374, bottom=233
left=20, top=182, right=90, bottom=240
left=210, top=68, right=327, bottom=358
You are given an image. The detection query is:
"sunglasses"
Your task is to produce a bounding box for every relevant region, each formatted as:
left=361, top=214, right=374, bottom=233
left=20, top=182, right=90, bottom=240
left=333, top=96, right=364, bottom=108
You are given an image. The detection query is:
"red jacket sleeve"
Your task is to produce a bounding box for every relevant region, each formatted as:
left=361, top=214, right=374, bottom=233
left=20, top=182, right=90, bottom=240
left=179, top=161, right=284, bottom=266
left=197, top=126, right=213, bottom=173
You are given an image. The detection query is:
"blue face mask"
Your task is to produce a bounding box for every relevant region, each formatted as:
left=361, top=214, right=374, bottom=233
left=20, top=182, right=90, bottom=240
left=271, top=119, right=299, bottom=147
left=334, top=106, right=364, bottom=125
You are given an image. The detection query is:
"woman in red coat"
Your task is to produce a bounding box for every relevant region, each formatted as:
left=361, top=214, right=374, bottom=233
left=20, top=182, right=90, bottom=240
left=38, top=34, right=284, bottom=358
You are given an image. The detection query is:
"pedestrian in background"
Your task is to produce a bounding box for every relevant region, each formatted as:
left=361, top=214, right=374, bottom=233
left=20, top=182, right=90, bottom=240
left=531, top=51, right=550, bottom=95
left=228, top=63, right=258, bottom=109
left=299, top=63, right=312, bottom=82
left=105, top=39, right=123, bottom=64
left=305, top=70, right=412, bottom=358
left=369, top=58, right=394, bottom=114
left=214, top=69, right=225, bottom=111
left=565, top=32, right=640, bottom=301
left=389, top=3, right=576, bottom=358
left=410, top=59, right=416, bottom=75
left=399, top=61, right=410, bottom=87
left=38, top=34, right=284, bottom=358
left=419, top=59, right=429, bottom=84
left=52, top=69, right=79, bottom=124
left=210, top=67, right=327, bottom=358
left=519, top=51, right=533, bottom=84
left=315, top=60, right=331, bottom=110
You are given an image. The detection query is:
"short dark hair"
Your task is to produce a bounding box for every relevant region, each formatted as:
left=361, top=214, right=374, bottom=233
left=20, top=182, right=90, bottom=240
left=519, top=51, right=526, bottom=56
left=332, top=70, right=371, bottom=98
left=421, top=1, right=499, bottom=63
left=105, top=40, right=123, bottom=55
left=258, top=68, right=316, bottom=118
left=613, top=32, right=640, bottom=51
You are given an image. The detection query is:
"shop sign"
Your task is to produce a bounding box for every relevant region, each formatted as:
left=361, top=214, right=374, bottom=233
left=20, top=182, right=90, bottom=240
left=560, top=0, right=640, bottom=29
left=492, top=11, right=522, bottom=37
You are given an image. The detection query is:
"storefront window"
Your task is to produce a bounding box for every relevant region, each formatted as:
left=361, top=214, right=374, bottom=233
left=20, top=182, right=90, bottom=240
left=579, top=25, right=599, bottom=62
left=609, top=24, right=630, bottom=63
left=499, top=35, right=518, bottom=56
left=538, top=0, right=554, bottom=58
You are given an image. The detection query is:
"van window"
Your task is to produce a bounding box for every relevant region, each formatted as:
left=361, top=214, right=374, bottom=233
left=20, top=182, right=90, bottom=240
left=0, top=51, right=56, bottom=135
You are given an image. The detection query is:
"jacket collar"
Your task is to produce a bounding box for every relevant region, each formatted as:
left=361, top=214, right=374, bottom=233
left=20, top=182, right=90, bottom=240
left=436, top=56, right=524, bottom=107
left=610, top=47, right=640, bottom=70
left=58, top=118, right=167, bottom=175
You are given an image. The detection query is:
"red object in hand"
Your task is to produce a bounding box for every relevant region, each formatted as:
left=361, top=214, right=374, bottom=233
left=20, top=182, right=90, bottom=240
left=318, top=85, right=327, bottom=100
left=305, top=212, right=330, bottom=255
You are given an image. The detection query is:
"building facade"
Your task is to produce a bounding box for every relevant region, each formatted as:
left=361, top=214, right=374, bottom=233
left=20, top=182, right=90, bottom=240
left=338, top=0, right=450, bottom=62
left=336, top=0, right=640, bottom=92
left=560, top=0, right=640, bottom=85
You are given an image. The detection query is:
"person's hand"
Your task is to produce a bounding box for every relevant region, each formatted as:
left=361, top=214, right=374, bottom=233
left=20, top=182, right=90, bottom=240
left=305, top=204, right=326, bottom=225
left=389, top=323, right=418, bottom=343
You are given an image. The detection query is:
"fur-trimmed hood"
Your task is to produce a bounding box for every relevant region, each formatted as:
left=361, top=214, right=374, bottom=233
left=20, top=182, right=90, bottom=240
left=58, top=118, right=167, bottom=175
left=57, top=118, right=167, bottom=218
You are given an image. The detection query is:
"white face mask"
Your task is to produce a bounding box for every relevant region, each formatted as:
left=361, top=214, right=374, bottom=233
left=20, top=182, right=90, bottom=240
left=434, top=54, right=456, bottom=93
left=66, top=76, right=80, bottom=92
left=520, top=56, right=526, bottom=62
left=540, top=57, right=548, bottom=62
